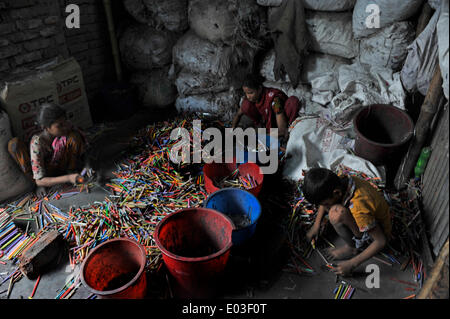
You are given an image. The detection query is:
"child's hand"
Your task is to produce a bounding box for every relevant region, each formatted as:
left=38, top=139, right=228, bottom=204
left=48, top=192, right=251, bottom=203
left=332, top=260, right=357, bottom=276
left=306, top=226, right=319, bottom=243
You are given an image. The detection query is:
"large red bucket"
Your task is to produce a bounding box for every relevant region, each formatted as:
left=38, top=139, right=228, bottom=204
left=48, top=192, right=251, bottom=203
left=154, top=208, right=234, bottom=298
left=80, top=238, right=147, bottom=299
left=203, top=161, right=264, bottom=197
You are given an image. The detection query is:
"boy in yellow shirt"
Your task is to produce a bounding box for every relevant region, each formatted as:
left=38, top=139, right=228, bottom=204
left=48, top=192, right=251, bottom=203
left=302, top=168, right=392, bottom=276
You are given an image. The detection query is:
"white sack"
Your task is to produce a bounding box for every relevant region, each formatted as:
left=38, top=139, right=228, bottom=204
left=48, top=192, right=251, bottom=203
left=306, top=11, right=359, bottom=59
left=130, top=68, right=177, bottom=109
left=282, top=115, right=383, bottom=182
left=429, top=0, right=442, bottom=9
left=119, top=24, right=176, bottom=70
left=123, top=0, right=188, bottom=33
left=401, top=8, right=440, bottom=95
left=359, top=22, right=415, bottom=71
left=260, top=50, right=351, bottom=84
left=175, top=90, right=240, bottom=122
left=310, top=73, right=339, bottom=105
left=188, top=0, right=266, bottom=47
left=173, top=31, right=233, bottom=77
left=302, top=0, right=356, bottom=11
left=257, top=0, right=283, bottom=6
left=175, top=69, right=230, bottom=97
left=352, top=0, right=423, bottom=39
left=336, top=62, right=407, bottom=109
left=0, top=110, right=33, bottom=202
left=437, top=0, right=449, bottom=99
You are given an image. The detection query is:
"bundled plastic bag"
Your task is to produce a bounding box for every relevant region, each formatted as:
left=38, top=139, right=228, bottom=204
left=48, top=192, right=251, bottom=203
left=401, top=8, right=440, bottom=95
left=301, top=53, right=352, bottom=83
left=257, top=0, right=283, bottom=6
left=173, top=31, right=233, bottom=77
left=302, top=0, right=356, bottom=11
left=282, top=115, right=383, bottom=182
left=352, top=0, right=423, bottom=39
left=336, top=62, right=407, bottom=109
left=123, top=0, right=188, bottom=33
left=306, top=11, right=359, bottom=59
left=260, top=50, right=351, bottom=84
left=310, top=73, right=340, bottom=105
left=175, top=89, right=240, bottom=122
left=130, top=67, right=177, bottom=108
left=119, top=24, right=176, bottom=70
left=175, top=69, right=231, bottom=97
left=173, top=31, right=256, bottom=89
left=188, top=0, right=268, bottom=48
left=359, top=21, right=415, bottom=71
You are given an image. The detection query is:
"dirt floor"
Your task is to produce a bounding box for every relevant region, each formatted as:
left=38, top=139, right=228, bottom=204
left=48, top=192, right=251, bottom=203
left=0, top=108, right=431, bottom=300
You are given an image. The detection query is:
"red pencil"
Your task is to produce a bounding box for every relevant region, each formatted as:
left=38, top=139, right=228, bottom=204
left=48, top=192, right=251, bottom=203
left=28, top=275, right=41, bottom=299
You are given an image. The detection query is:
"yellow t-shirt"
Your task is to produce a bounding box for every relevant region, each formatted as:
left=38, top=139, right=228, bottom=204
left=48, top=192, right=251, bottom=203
left=342, top=176, right=392, bottom=238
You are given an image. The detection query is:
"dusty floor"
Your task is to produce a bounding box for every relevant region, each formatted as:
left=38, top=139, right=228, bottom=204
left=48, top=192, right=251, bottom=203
left=0, top=108, right=428, bottom=300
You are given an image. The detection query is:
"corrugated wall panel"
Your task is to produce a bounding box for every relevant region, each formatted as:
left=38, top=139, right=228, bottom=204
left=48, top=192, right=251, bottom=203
left=422, top=103, right=449, bottom=257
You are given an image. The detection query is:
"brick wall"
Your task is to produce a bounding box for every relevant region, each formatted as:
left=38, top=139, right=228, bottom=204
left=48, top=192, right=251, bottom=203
left=0, top=0, right=114, bottom=100
left=60, top=0, right=115, bottom=98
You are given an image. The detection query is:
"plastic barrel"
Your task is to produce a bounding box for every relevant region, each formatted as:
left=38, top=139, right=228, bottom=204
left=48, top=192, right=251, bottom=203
left=204, top=188, right=262, bottom=246
left=80, top=238, right=148, bottom=299
left=154, top=208, right=234, bottom=298
left=353, top=104, right=414, bottom=166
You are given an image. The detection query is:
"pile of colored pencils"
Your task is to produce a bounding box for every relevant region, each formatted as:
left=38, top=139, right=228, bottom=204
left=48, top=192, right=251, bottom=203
left=214, top=169, right=259, bottom=191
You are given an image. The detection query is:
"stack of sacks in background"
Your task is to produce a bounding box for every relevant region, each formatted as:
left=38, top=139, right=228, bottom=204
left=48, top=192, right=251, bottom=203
left=120, top=0, right=189, bottom=109
left=330, top=0, right=422, bottom=130
left=260, top=0, right=421, bottom=133
left=173, top=0, right=270, bottom=122
left=258, top=0, right=356, bottom=118
left=401, top=0, right=449, bottom=100
left=268, top=0, right=424, bottom=182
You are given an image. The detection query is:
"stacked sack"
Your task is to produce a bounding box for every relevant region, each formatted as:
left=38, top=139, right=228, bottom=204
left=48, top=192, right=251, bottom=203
left=259, top=0, right=421, bottom=130
left=401, top=0, right=449, bottom=100
left=173, top=0, right=270, bottom=122
left=258, top=0, right=356, bottom=115
left=120, top=0, right=188, bottom=109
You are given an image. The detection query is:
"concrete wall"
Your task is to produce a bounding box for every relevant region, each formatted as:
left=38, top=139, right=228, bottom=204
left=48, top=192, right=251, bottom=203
left=0, top=0, right=114, bottom=100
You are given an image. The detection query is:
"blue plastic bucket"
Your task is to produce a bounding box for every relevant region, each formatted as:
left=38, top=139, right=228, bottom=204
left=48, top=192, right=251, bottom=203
left=204, top=188, right=262, bottom=246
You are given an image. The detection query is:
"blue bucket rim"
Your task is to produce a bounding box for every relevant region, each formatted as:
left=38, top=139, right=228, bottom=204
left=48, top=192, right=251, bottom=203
left=154, top=207, right=235, bottom=262
left=203, top=188, right=262, bottom=225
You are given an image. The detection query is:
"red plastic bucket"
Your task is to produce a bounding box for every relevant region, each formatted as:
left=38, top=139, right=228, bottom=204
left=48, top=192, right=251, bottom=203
left=80, top=238, right=147, bottom=299
left=154, top=208, right=234, bottom=298
left=203, top=161, right=264, bottom=196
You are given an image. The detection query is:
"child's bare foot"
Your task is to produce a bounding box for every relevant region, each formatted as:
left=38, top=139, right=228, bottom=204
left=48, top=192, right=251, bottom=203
left=325, top=244, right=358, bottom=261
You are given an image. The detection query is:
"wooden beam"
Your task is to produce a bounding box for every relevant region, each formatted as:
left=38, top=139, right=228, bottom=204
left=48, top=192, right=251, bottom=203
left=417, top=239, right=449, bottom=299
left=394, top=66, right=443, bottom=189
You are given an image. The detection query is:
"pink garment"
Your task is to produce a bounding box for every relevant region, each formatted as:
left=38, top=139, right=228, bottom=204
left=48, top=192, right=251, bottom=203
left=51, top=136, right=67, bottom=164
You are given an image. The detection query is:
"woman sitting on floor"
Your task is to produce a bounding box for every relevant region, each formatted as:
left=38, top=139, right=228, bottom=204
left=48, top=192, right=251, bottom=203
left=8, top=103, right=87, bottom=195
